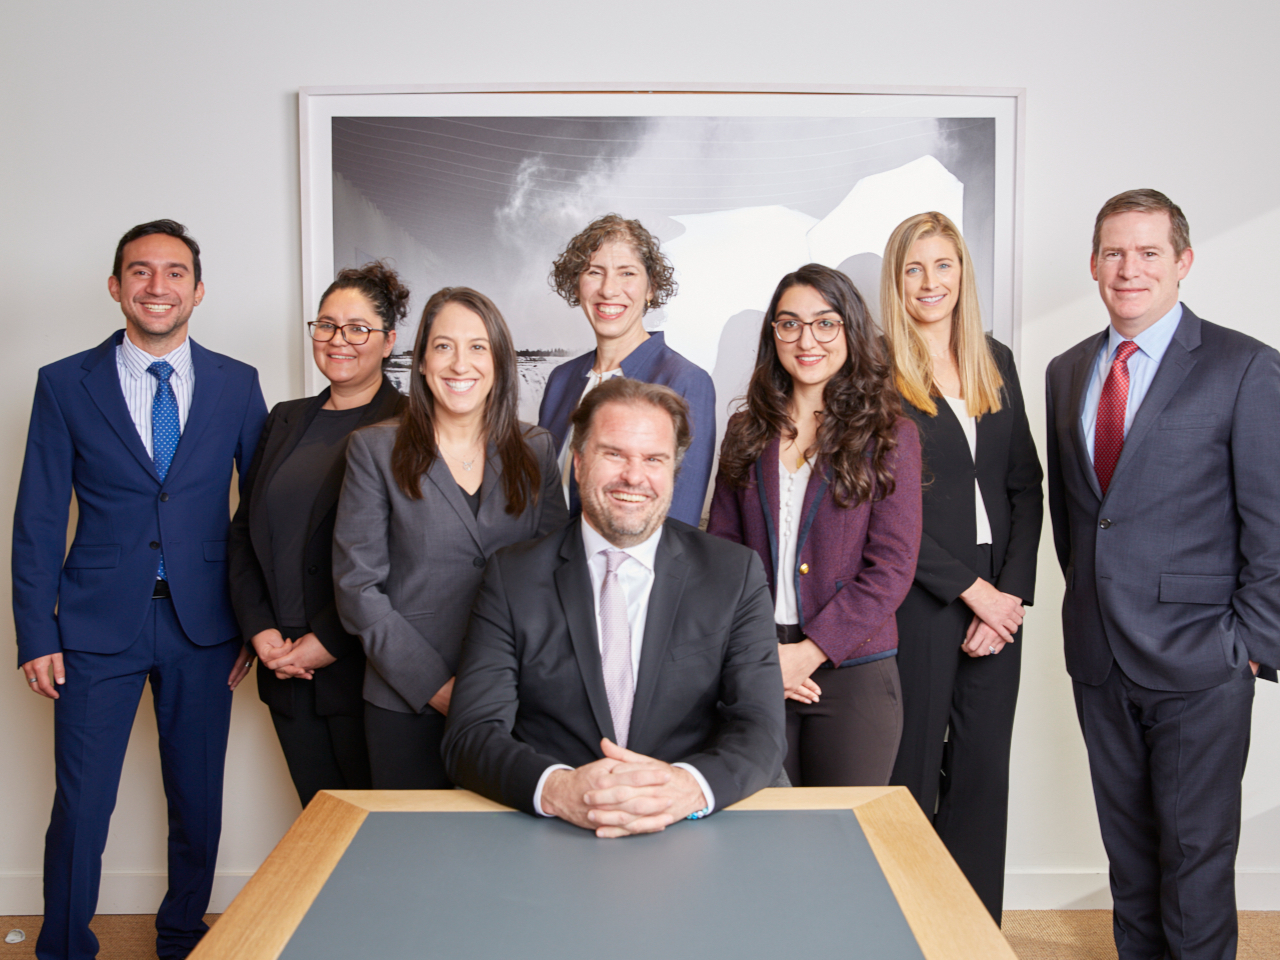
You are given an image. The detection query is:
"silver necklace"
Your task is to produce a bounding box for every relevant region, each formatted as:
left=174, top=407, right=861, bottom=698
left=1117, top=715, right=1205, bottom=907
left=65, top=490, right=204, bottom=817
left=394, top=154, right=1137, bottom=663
left=441, top=445, right=481, bottom=471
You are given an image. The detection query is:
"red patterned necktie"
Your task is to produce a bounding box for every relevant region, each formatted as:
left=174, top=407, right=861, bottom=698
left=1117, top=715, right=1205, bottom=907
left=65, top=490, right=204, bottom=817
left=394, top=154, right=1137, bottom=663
left=1093, top=339, right=1140, bottom=495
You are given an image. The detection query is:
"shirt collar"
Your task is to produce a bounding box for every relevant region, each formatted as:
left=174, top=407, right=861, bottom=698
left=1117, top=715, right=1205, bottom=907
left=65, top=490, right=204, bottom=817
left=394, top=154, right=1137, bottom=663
left=581, top=516, right=663, bottom=573
left=1107, top=301, right=1183, bottom=362
left=118, top=331, right=193, bottom=382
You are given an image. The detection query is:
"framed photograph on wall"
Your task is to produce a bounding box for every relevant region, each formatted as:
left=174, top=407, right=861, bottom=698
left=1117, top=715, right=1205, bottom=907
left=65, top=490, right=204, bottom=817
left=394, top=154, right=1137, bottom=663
left=299, top=83, right=1025, bottom=437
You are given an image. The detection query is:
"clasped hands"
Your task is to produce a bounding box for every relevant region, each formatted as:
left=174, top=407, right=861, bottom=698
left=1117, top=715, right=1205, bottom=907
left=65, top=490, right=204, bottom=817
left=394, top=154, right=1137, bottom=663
left=959, top=578, right=1024, bottom=658
left=250, top=628, right=336, bottom=680
left=541, top=738, right=707, bottom=839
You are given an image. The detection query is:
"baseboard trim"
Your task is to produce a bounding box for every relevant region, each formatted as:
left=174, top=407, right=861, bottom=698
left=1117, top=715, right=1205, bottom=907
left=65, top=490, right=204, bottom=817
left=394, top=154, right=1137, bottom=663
left=0, top=873, right=251, bottom=916
left=1004, top=870, right=1280, bottom=910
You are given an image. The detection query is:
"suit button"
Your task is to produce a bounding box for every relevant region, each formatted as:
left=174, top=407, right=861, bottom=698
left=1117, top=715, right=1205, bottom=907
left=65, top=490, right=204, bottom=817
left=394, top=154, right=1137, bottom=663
left=1099, top=519, right=1112, bottom=529
left=159, top=493, right=169, bottom=502
left=150, top=541, right=160, bottom=550
left=308, top=565, right=318, bottom=575
left=473, top=556, right=486, bottom=568
left=799, top=563, right=810, bottom=574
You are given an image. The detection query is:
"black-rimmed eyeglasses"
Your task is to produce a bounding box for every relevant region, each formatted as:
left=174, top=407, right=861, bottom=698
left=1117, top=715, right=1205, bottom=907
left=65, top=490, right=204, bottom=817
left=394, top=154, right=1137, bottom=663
left=308, top=320, right=390, bottom=346
left=771, top=318, right=844, bottom=343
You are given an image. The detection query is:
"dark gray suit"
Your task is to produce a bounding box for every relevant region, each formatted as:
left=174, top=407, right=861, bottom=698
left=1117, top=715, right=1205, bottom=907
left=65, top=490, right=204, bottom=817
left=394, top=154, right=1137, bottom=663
left=1046, top=305, right=1280, bottom=960
left=442, top=517, right=786, bottom=815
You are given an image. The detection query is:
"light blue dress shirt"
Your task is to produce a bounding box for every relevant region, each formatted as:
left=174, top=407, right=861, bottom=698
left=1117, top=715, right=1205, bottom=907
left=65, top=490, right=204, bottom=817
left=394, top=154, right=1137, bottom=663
left=1081, top=303, right=1183, bottom=461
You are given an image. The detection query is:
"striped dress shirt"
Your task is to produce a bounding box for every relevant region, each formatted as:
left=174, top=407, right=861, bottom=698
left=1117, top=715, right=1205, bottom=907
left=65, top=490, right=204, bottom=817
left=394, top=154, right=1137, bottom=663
left=116, top=333, right=195, bottom=458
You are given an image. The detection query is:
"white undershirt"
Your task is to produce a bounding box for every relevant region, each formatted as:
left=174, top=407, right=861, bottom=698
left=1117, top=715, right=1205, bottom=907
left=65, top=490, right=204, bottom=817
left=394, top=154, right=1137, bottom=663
left=558, top=367, right=625, bottom=503
left=774, top=455, right=812, bottom=625
left=941, top=395, right=993, bottom=546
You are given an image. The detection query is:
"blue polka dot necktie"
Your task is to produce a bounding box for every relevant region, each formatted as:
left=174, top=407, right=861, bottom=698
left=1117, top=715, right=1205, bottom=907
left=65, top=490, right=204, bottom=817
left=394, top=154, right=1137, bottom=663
left=147, top=361, right=179, bottom=580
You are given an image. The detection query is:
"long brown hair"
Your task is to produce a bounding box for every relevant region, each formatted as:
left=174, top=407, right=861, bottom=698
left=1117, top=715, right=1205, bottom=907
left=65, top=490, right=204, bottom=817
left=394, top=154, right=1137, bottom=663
left=880, top=212, right=1003, bottom=418
left=719, top=264, right=902, bottom=508
left=390, top=287, right=541, bottom=514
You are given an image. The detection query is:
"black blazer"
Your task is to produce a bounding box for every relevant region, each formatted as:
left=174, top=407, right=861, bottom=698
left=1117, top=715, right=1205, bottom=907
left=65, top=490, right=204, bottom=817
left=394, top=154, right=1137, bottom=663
left=228, top=377, right=405, bottom=716
left=441, top=517, right=786, bottom=815
left=903, top=339, right=1043, bottom=607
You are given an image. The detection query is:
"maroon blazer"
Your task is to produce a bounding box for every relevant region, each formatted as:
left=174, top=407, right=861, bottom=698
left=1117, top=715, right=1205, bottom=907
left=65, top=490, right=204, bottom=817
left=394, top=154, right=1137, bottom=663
left=707, top=417, right=922, bottom=666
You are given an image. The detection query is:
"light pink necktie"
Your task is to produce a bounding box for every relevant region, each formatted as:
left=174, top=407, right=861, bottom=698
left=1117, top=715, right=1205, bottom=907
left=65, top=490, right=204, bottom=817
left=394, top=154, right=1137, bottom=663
left=1094, top=339, right=1140, bottom=495
left=600, top=549, right=634, bottom=748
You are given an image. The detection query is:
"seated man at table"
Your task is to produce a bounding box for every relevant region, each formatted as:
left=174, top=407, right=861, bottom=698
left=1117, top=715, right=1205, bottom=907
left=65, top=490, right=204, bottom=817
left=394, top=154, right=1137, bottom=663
left=443, top=378, right=785, bottom=837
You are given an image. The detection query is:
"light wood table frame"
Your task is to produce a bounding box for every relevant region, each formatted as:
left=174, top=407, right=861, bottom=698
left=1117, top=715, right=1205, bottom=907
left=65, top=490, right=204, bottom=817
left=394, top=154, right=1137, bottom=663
left=192, top=786, right=1015, bottom=960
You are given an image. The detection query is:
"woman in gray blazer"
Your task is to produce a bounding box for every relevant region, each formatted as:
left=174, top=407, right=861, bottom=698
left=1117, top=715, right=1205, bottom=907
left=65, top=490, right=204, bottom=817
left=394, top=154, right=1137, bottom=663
left=333, top=287, right=568, bottom=789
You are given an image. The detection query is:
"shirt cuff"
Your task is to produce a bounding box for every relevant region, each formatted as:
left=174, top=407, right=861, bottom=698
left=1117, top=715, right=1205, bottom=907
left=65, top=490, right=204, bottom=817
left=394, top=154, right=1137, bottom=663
left=532, top=764, right=573, bottom=817
left=672, top=762, right=715, bottom=814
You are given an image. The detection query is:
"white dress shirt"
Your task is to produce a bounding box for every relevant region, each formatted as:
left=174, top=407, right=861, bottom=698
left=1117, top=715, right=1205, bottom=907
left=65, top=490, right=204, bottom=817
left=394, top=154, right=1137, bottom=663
left=533, top=520, right=715, bottom=817
left=557, top=367, right=624, bottom=503
left=116, top=333, right=194, bottom=457
left=774, top=455, right=812, bottom=625
left=941, top=394, right=993, bottom=546
left=1081, top=303, right=1183, bottom=460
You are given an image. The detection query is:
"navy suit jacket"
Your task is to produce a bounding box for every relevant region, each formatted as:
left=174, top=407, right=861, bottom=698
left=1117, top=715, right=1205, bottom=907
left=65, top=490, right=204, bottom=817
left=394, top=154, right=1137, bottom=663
left=536, top=332, right=716, bottom=525
left=1046, top=306, right=1280, bottom=689
left=12, top=330, right=267, bottom=664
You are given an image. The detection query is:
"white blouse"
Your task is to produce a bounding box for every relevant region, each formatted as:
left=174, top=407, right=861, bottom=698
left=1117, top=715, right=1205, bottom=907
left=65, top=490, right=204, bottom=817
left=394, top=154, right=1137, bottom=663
left=941, top=394, right=993, bottom=546
left=774, top=455, right=813, bottom=625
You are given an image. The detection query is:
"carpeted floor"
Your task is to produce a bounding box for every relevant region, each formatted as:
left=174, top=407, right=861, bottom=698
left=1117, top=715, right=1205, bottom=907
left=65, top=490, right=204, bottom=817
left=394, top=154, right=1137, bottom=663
left=2, top=911, right=1278, bottom=957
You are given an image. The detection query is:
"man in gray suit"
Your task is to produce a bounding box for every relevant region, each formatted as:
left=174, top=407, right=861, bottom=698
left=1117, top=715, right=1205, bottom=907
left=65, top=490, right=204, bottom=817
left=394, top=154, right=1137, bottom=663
left=1046, top=189, right=1280, bottom=960
left=443, top=378, right=784, bottom=837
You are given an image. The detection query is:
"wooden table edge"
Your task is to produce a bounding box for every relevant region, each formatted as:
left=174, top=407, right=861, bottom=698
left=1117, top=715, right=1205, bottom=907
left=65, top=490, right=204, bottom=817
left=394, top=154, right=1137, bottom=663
left=194, top=786, right=1013, bottom=960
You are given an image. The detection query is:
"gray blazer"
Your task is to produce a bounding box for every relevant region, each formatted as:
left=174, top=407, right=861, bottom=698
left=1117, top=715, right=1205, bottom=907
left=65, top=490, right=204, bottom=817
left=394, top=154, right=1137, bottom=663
left=1046, top=305, right=1280, bottom=690
left=333, top=420, right=568, bottom=714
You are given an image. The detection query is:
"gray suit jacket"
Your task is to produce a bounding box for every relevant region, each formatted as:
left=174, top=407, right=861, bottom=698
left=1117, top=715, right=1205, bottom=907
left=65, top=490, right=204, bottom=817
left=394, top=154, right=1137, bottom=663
left=441, top=517, right=786, bottom=815
left=1046, top=305, right=1280, bottom=690
left=333, top=421, right=568, bottom=713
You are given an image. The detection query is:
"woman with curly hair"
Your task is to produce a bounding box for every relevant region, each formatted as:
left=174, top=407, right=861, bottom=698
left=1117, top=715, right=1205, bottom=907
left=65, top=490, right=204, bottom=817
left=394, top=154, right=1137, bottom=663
left=540, top=214, right=715, bottom=525
left=333, top=287, right=567, bottom=789
left=707, top=263, right=921, bottom=786
left=882, top=212, right=1042, bottom=924
left=228, top=261, right=409, bottom=805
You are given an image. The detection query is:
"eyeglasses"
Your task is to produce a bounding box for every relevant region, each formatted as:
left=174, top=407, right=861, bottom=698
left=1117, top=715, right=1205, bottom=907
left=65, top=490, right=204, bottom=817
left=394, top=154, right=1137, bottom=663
left=771, top=318, right=844, bottom=343
left=308, top=320, right=389, bottom=346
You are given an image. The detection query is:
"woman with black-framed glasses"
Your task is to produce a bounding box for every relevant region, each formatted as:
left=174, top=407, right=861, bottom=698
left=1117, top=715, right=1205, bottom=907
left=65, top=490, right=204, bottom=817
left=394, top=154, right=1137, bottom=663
left=228, top=261, right=407, bottom=807
left=707, top=263, right=922, bottom=787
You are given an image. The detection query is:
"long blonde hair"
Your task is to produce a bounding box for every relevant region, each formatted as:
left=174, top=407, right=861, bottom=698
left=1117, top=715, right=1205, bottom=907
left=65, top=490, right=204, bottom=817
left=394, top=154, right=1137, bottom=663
left=880, top=212, right=1003, bottom=417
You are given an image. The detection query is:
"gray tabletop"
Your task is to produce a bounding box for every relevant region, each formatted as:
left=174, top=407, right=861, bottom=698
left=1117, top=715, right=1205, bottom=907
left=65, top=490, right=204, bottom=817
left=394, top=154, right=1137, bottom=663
left=279, top=809, right=924, bottom=960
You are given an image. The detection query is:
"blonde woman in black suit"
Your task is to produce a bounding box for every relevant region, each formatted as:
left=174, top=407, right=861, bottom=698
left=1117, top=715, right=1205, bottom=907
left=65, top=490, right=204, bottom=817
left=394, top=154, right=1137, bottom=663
left=882, top=212, right=1043, bottom=924
left=333, top=287, right=567, bottom=790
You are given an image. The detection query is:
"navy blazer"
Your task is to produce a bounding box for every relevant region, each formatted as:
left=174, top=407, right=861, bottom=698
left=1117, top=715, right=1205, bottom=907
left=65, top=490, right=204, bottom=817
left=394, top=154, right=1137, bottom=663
left=536, top=331, right=716, bottom=525
left=12, top=330, right=267, bottom=663
left=1047, top=306, right=1280, bottom=689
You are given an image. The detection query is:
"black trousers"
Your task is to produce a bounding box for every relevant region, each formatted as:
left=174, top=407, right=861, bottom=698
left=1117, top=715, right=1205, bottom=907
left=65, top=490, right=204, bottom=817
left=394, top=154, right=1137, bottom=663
left=267, top=676, right=371, bottom=808
left=364, top=702, right=452, bottom=790
left=890, top=543, right=1022, bottom=924
left=1074, top=662, right=1254, bottom=960
left=779, top=624, right=903, bottom=787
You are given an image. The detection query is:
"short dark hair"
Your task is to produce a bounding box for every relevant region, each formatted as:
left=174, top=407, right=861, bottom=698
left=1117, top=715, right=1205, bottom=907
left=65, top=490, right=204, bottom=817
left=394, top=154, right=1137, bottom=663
left=1092, top=189, right=1191, bottom=258
left=319, top=260, right=411, bottom=330
left=569, top=377, right=692, bottom=468
left=550, top=214, right=677, bottom=309
left=112, top=220, right=202, bottom=284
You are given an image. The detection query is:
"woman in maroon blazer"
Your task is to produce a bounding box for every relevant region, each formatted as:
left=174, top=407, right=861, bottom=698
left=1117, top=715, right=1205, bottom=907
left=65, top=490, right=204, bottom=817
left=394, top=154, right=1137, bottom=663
left=708, top=263, right=922, bottom=786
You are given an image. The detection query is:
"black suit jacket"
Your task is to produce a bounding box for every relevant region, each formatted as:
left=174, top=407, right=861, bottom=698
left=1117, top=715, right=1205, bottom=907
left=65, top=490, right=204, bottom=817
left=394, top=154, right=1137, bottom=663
left=442, top=517, right=786, bottom=815
left=1046, top=306, right=1280, bottom=689
left=903, top=338, right=1043, bottom=607
left=227, top=378, right=405, bottom=716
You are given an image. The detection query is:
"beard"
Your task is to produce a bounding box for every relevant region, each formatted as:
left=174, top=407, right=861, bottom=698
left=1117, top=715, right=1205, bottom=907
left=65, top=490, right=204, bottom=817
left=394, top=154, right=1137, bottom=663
left=579, top=480, right=672, bottom=548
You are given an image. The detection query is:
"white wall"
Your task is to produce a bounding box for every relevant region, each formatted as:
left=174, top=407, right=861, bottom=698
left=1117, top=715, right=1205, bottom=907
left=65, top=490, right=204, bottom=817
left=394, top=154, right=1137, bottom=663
left=2, top=0, right=1277, bottom=914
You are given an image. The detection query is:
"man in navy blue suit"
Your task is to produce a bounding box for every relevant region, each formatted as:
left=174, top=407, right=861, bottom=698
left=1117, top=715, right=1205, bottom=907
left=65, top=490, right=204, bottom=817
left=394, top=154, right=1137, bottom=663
left=12, top=220, right=267, bottom=960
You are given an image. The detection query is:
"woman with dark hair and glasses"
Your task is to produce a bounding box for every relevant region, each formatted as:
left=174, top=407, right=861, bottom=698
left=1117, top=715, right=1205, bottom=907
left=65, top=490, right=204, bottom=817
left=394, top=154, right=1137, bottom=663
left=707, top=263, right=922, bottom=786
left=333, top=287, right=567, bottom=788
left=539, top=213, right=716, bottom=524
left=228, top=261, right=408, bottom=806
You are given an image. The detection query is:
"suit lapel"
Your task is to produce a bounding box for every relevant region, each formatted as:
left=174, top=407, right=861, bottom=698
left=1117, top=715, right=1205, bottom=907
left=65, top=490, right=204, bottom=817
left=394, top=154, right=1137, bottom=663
left=630, top=526, right=688, bottom=748
left=165, top=339, right=226, bottom=486
left=475, top=434, right=506, bottom=540
left=755, top=438, right=782, bottom=584
left=1070, top=330, right=1108, bottom=500
left=425, top=454, right=484, bottom=551
left=553, top=522, right=615, bottom=742
left=80, top=332, right=158, bottom=482
left=1107, top=310, right=1201, bottom=494
left=248, top=394, right=322, bottom=571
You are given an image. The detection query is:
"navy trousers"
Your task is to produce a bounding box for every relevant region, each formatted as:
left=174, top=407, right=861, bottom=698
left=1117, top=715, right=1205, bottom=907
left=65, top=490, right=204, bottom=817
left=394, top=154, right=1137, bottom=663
left=37, top=598, right=240, bottom=960
left=1074, top=662, right=1254, bottom=960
